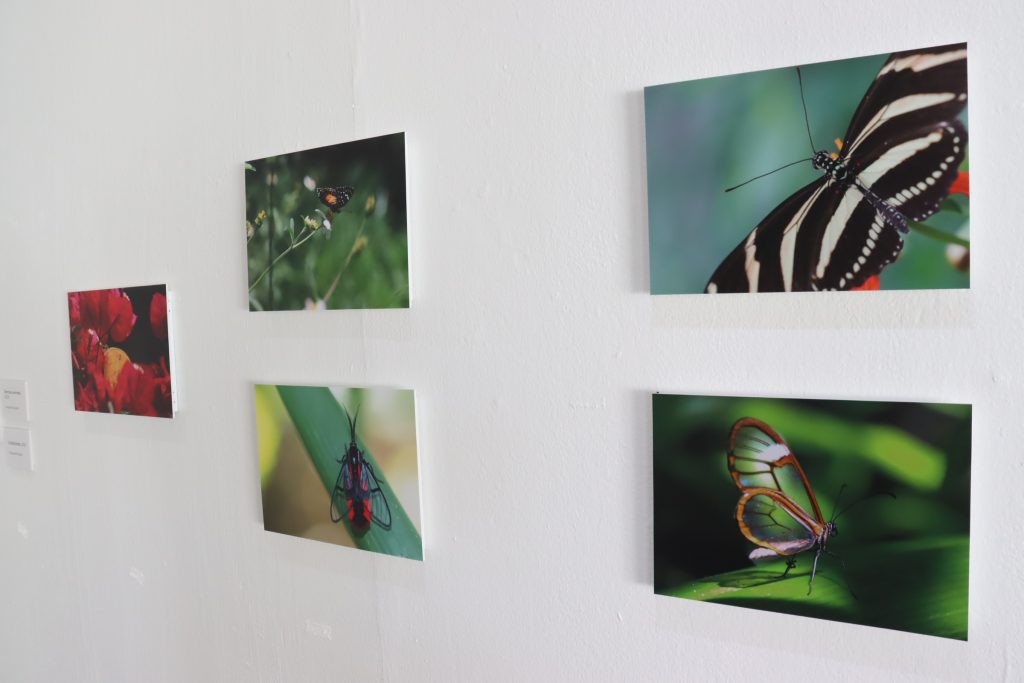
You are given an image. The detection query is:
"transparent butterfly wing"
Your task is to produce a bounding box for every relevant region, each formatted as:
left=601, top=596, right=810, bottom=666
left=361, top=462, right=392, bottom=530
left=736, top=489, right=820, bottom=558
left=330, top=463, right=348, bottom=523
left=727, top=417, right=825, bottom=524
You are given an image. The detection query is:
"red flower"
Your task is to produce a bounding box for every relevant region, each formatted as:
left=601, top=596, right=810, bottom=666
left=150, top=292, right=168, bottom=340
left=69, top=289, right=137, bottom=343
left=852, top=275, right=881, bottom=291
left=949, top=171, right=969, bottom=197
left=68, top=286, right=173, bottom=418
left=72, top=328, right=109, bottom=407
left=142, top=358, right=173, bottom=417
left=108, top=362, right=160, bottom=417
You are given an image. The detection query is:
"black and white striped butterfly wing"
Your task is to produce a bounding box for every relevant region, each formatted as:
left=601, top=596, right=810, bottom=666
left=705, top=176, right=896, bottom=294
left=852, top=118, right=967, bottom=225
left=842, top=43, right=968, bottom=163
left=706, top=43, right=967, bottom=294
left=845, top=43, right=967, bottom=221
left=809, top=188, right=905, bottom=290
left=706, top=180, right=830, bottom=293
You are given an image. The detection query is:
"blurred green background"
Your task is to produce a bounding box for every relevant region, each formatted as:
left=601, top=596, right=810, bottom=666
left=653, top=394, right=971, bottom=639
left=255, top=385, right=421, bottom=553
left=645, top=50, right=969, bottom=294
left=245, top=132, right=409, bottom=310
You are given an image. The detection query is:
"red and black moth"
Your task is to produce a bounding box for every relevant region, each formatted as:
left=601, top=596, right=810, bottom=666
left=331, top=405, right=392, bottom=534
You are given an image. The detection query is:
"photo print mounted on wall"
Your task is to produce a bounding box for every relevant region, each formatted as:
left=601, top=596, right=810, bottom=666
left=645, top=43, right=968, bottom=294
left=67, top=284, right=175, bottom=418
left=253, top=384, right=422, bottom=560
left=653, top=393, right=971, bottom=639
left=244, top=132, right=409, bottom=311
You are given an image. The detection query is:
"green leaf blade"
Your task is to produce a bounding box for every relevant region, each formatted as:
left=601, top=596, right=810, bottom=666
left=275, top=384, right=423, bottom=561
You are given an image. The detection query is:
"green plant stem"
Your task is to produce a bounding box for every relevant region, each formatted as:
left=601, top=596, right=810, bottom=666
left=275, top=385, right=423, bottom=561
left=908, top=221, right=970, bottom=248
left=324, top=215, right=368, bottom=304
left=248, top=228, right=317, bottom=291
left=266, top=172, right=274, bottom=308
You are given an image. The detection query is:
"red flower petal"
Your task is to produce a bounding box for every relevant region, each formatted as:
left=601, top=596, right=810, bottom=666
left=852, top=275, right=881, bottom=291
left=107, top=291, right=137, bottom=343
left=949, top=171, right=969, bottom=197
left=109, top=362, right=159, bottom=417
left=150, top=292, right=168, bottom=340
left=70, top=289, right=137, bottom=344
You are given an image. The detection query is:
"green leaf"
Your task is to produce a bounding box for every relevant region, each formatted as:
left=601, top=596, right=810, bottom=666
left=733, top=400, right=947, bottom=490
left=666, top=536, right=968, bottom=639
left=275, top=385, right=423, bottom=560
left=938, top=198, right=963, bottom=214
left=908, top=221, right=970, bottom=248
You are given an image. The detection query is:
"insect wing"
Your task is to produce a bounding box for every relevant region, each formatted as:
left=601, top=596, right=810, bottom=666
left=842, top=43, right=967, bottom=164
left=727, top=417, right=825, bottom=525
left=707, top=43, right=967, bottom=294
left=330, top=465, right=348, bottom=523
left=360, top=462, right=392, bottom=530
left=807, top=183, right=906, bottom=290
left=854, top=117, right=966, bottom=223
left=706, top=179, right=840, bottom=293
left=316, top=186, right=354, bottom=212
left=736, top=488, right=820, bottom=557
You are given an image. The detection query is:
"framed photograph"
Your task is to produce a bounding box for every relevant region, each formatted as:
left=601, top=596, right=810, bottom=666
left=254, top=384, right=422, bottom=560
left=645, top=43, right=968, bottom=294
left=245, top=132, right=409, bottom=311
left=67, top=285, right=174, bottom=418
left=653, top=393, right=971, bottom=639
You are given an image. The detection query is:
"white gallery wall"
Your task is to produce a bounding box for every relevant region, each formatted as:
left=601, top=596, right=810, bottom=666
left=0, top=0, right=1019, bottom=680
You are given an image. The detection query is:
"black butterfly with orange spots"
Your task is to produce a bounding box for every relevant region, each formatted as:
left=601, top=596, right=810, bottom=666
left=316, top=186, right=355, bottom=213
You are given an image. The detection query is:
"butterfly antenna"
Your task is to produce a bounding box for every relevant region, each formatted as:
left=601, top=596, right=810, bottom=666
left=724, top=157, right=813, bottom=192
left=343, top=404, right=356, bottom=442
left=829, top=484, right=848, bottom=523
left=835, top=491, right=896, bottom=521
left=796, top=66, right=816, bottom=154
left=351, top=404, right=361, bottom=440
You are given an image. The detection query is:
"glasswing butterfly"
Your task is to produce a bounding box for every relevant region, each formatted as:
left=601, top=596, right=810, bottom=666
left=331, top=405, right=392, bottom=534
left=316, top=185, right=355, bottom=213
left=727, top=417, right=842, bottom=594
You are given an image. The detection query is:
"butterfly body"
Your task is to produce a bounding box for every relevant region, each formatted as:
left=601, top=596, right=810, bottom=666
left=706, top=43, right=967, bottom=293
left=331, top=406, right=392, bottom=535
left=727, top=417, right=838, bottom=593
left=316, top=185, right=355, bottom=213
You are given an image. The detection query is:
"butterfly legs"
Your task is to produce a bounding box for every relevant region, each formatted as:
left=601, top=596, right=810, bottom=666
left=808, top=547, right=824, bottom=595
left=780, top=557, right=798, bottom=579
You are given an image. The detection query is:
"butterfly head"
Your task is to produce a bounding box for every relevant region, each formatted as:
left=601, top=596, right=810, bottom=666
left=812, top=151, right=848, bottom=181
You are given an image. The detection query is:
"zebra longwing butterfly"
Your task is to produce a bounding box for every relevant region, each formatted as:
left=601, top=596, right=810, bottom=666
left=706, top=43, right=967, bottom=293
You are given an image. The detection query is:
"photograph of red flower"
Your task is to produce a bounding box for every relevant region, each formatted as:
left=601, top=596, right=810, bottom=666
left=68, top=284, right=174, bottom=418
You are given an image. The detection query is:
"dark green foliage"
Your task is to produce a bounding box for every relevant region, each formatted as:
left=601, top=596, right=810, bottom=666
left=653, top=395, right=970, bottom=639
left=246, top=133, right=409, bottom=310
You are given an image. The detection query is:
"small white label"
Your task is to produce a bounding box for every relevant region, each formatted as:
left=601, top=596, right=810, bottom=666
left=0, top=379, right=29, bottom=424
left=4, top=426, right=33, bottom=471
